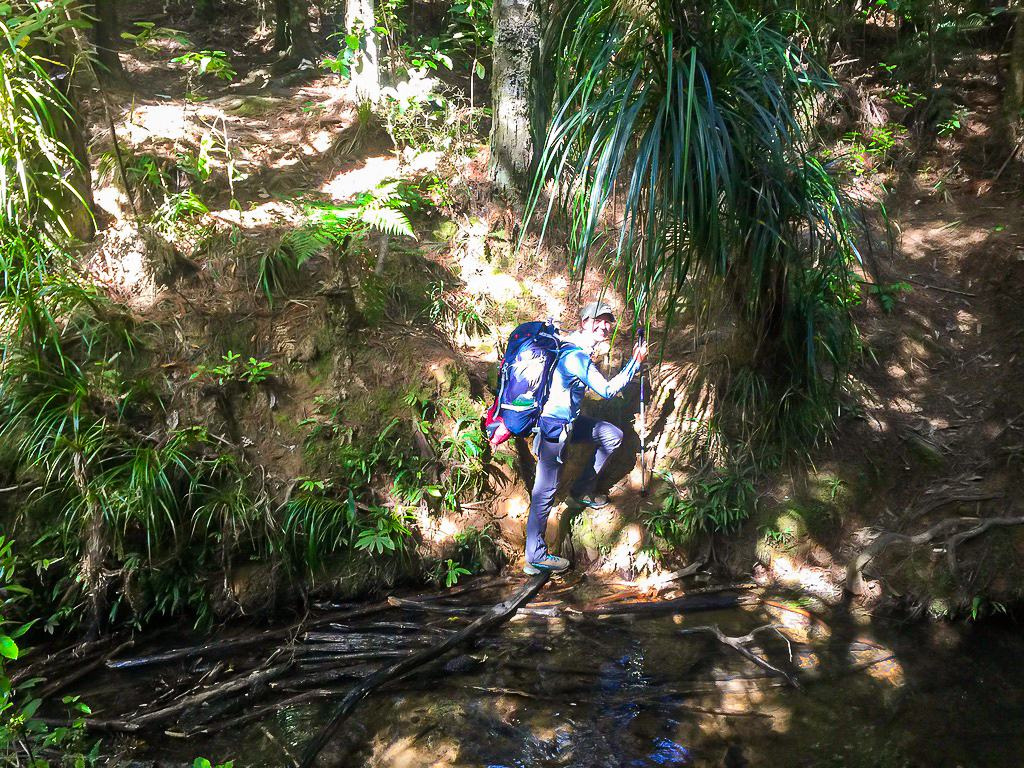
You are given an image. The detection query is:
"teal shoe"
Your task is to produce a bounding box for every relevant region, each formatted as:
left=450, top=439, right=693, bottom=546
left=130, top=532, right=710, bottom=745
left=571, top=493, right=608, bottom=509
left=524, top=554, right=571, bottom=574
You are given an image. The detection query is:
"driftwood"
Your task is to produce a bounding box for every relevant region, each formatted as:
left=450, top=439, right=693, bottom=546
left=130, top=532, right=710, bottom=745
left=325, top=621, right=450, bottom=633
left=297, top=572, right=551, bottom=768
left=100, top=662, right=292, bottom=733
left=679, top=624, right=801, bottom=688
left=386, top=596, right=483, bottom=615
left=388, top=596, right=565, bottom=619
left=581, top=594, right=745, bottom=616
left=298, top=632, right=429, bottom=650
left=13, top=634, right=132, bottom=685
left=108, top=576, right=504, bottom=670
left=847, top=515, right=1024, bottom=594
left=106, top=602, right=392, bottom=669
left=37, top=639, right=134, bottom=699
left=295, top=650, right=412, bottom=666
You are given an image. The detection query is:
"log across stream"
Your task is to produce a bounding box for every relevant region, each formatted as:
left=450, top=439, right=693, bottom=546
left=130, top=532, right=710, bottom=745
left=19, top=573, right=1024, bottom=766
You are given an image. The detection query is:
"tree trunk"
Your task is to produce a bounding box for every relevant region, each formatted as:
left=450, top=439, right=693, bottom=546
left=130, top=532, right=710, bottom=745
left=1007, top=5, right=1024, bottom=123
left=345, top=0, right=380, bottom=103
left=52, top=20, right=96, bottom=241
left=488, top=0, right=543, bottom=205
left=274, top=0, right=291, bottom=51
left=193, top=0, right=217, bottom=22
left=89, top=0, right=122, bottom=79
left=289, top=0, right=316, bottom=63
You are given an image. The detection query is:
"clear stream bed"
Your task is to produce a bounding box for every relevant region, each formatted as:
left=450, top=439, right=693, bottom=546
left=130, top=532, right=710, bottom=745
left=96, top=577, right=1024, bottom=767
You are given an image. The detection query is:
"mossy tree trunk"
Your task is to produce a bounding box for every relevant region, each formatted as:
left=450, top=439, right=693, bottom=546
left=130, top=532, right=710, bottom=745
left=488, top=0, right=548, bottom=205
left=1007, top=4, right=1024, bottom=126
left=289, top=0, right=316, bottom=63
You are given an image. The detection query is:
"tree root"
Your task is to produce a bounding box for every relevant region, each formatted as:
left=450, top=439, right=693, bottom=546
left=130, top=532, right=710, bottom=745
left=846, top=515, right=1024, bottom=595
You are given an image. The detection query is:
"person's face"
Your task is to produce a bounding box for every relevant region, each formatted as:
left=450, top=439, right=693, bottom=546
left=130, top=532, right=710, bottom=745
left=582, top=314, right=614, bottom=343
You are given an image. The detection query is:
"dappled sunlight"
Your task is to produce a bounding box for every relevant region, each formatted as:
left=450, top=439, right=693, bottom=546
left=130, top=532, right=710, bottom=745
left=125, top=103, right=192, bottom=143
left=901, top=220, right=990, bottom=259
left=322, top=154, right=402, bottom=200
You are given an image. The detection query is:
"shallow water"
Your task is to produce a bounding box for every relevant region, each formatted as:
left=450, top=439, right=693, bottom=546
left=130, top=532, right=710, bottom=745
left=89, top=579, right=1024, bottom=767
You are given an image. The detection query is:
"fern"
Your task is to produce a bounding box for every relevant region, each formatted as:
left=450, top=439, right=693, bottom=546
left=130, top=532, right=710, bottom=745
left=258, top=229, right=325, bottom=306
left=304, top=180, right=416, bottom=241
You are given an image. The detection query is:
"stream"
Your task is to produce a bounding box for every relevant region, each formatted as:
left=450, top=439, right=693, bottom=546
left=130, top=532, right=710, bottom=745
left=72, top=576, right=1024, bottom=767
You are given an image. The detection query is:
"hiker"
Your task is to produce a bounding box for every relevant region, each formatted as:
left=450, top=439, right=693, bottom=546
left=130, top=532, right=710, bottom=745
left=524, top=301, right=648, bottom=574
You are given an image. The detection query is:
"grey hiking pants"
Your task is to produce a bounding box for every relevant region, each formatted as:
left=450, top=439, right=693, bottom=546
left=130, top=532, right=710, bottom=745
left=525, top=415, right=623, bottom=563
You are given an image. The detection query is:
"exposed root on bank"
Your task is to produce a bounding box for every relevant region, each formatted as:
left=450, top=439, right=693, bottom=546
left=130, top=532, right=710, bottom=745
left=847, top=514, right=1024, bottom=595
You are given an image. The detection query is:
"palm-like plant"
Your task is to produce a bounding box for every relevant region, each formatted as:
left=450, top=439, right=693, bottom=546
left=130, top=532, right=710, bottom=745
left=531, top=0, right=859, bottom=440
left=0, top=0, right=89, bottom=241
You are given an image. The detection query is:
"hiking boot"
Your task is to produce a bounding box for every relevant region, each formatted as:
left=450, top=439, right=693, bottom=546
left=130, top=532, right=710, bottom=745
left=524, top=554, right=571, bottom=575
left=571, top=493, right=608, bottom=509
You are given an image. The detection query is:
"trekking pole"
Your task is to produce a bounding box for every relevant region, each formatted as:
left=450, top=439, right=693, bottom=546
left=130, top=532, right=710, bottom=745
left=637, top=326, right=649, bottom=497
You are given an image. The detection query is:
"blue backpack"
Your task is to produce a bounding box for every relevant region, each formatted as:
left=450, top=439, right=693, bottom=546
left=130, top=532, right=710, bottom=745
left=484, top=320, right=575, bottom=446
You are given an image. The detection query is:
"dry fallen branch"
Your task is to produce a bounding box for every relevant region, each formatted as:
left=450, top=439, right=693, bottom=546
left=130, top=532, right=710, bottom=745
left=298, top=573, right=551, bottom=768
left=679, top=624, right=801, bottom=688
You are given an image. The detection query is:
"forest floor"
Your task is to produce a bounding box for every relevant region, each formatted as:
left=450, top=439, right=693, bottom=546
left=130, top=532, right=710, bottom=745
left=79, top=3, right=1024, bottom=622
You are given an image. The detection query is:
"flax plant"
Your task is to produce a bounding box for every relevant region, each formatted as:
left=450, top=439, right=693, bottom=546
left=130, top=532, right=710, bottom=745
left=530, top=0, right=859, bottom=447
left=0, top=1, right=88, bottom=241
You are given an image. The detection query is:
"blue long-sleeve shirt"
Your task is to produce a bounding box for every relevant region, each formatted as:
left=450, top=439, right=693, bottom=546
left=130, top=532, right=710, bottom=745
left=540, top=330, right=641, bottom=425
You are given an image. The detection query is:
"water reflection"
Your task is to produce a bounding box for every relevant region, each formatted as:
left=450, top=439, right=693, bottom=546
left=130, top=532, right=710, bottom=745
left=101, top=577, right=1024, bottom=766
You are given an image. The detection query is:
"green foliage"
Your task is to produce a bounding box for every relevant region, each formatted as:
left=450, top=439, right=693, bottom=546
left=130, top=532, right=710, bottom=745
left=0, top=0, right=89, bottom=241
left=193, top=759, right=234, bottom=768
left=121, top=21, right=189, bottom=51
left=936, top=108, right=968, bottom=137
left=258, top=229, right=325, bottom=306
left=530, top=0, right=859, bottom=450
left=648, top=468, right=757, bottom=543
left=284, top=491, right=359, bottom=570
left=171, top=50, right=236, bottom=82
left=866, top=281, right=912, bottom=312
left=283, top=487, right=416, bottom=569
left=0, top=538, right=98, bottom=765
left=442, top=559, right=471, bottom=587
left=969, top=596, right=1008, bottom=622
left=190, top=351, right=274, bottom=385
left=427, top=281, right=490, bottom=340
left=150, top=189, right=210, bottom=239
left=355, top=507, right=415, bottom=555
left=305, top=181, right=417, bottom=240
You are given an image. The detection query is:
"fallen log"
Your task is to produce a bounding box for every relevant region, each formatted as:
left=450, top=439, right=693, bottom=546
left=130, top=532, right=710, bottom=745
left=106, top=601, right=392, bottom=669
left=386, top=597, right=483, bottom=615
left=298, top=573, right=550, bottom=768
left=295, top=650, right=412, bottom=666
left=37, top=639, right=134, bottom=699
left=298, top=633, right=430, bottom=649
left=581, top=594, right=746, bottom=616
left=83, top=662, right=293, bottom=733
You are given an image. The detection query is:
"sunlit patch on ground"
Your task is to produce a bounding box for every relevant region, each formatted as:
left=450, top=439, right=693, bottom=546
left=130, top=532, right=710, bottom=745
left=322, top=154, right=403, bottom=200
left=84, top=223, right=160, bottom=309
